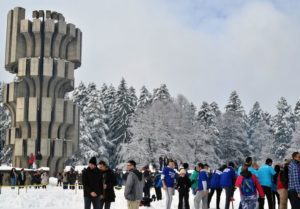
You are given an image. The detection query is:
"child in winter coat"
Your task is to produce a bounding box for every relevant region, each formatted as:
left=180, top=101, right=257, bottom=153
left=235, top=165, right=265, bottom=209
left=176, top=168, right=191, bottom=209
left=41, top=172, right=49, bottom=189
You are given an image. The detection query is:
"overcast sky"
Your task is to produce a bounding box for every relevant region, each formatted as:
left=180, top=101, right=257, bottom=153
left=1, top=0, right=300, bottom=114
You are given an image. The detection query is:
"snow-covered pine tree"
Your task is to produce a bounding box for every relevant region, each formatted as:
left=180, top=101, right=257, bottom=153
left=218, top=91, right=249, bottom=164
left=294, top=99, right=300, bottom=122
left=137, top=86, right=152, bottom=109
left=210, top=102, right=221, bottom=118
left=197, top=101, right=216, bottom=128
left=248, top=102, right=263, bottom=138
left=128, top=86, right=138, bottom=110
left=286, top=123, right=300, bottom=158
left=247, top=102, right=274, bottom=161
left=271, top=97, right=295, bottom=160
left=109, top=78, right=136, bottom=164
left=152, top=84, right=171, bottom=103
left=71, top=82, right=111, bottom=164
left=225, top=91, right=244, bottom=114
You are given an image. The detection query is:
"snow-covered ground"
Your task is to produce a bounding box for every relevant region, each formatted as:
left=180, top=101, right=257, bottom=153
left=0, top=179, right=291, bottom=209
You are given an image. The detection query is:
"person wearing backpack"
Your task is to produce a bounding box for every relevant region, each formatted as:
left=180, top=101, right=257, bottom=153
left=236, top=164, right=265, bottom=209
left=277, top=161, right=290, bottom=209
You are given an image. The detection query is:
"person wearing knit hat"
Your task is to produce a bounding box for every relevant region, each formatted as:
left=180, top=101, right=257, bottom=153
left=89, top=156, right=97, bottom=166
left=82, top=156, right=102, bottom=209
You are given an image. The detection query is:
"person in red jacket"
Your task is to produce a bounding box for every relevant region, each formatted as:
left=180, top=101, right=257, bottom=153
left=277, top=161, right=290, bottom=209
left=235, top=165, right=265, bottom=209
left=28, top=153, right=35, bottom=169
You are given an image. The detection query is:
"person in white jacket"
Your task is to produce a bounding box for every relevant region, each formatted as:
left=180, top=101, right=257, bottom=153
left=41, top=172, right=49, bottom=189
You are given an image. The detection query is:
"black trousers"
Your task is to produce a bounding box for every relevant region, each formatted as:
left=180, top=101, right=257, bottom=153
left=208, top=188, right=222, bottom=209
left=288, top=190, right=300, bottom=209
left=100, top=200, right=111, bottom=209
left=259, top=186, right=274, bottom=209
left=155, top=187, right=162, bottom=200
left=178, top=190, right=190, bottom=209
left=224, top=187, right=235, bottom=209
left=84, top=197, right=100, bottom=209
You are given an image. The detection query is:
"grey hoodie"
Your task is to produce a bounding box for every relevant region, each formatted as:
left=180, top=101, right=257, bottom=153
left=124, top=169, right=144, bottom=201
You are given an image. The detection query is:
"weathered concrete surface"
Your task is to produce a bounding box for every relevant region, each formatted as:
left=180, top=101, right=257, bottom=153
left=3, top=7, right=81, bottom=176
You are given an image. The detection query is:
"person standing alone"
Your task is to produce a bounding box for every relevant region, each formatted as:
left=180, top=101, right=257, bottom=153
left=162, top=159, right=176, bottom=209
left=124, top=160, right=144, bottom=209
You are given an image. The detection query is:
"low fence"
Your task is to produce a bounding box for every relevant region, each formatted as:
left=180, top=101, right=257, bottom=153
left=0, top=183, right=83, bottom=195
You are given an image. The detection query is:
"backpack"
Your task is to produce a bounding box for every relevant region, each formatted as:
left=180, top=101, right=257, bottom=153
left=241, top=176, right=256, bottom=196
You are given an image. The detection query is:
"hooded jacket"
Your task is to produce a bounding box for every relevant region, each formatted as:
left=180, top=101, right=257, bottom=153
left=124, top=169, right=144, bottom=201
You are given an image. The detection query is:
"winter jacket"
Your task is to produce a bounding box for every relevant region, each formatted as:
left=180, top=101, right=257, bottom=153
left=41, top=173, right=49, bottom=185
left=190, top=170, right=199, bottom=190
left=197, top=170, right=208, bottom=191
left=220, top=166, right=236, bottom=188
left=176, top=175, right=191, bottom=193
left=235, top=171, right=264, bottom=198
left=162, top=166, right=176, bottom=188
left=18, top=171, right=26, bottom=184
left=288, top=160, right=300, bottom=193
left=154, top=173, right=163, bottom=188
left=257, top=164, right=276, bottom=188
left=210, top=169, right=222, bottom=189
left=68, top=171, right=77, bottom=184
left=82, top=167, right=102, bottom=198
left=36, top=153, right=42, bottom=161
left=124, top=169, right=144, bottom=201
left=101, top=169, right=117, bottom=202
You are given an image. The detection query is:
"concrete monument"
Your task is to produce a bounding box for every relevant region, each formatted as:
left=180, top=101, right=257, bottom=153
left=2, top=7, right=82, bottom=175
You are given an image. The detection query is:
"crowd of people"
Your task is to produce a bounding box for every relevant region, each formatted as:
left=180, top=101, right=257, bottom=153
left=83, top=152, right=300, bottom=209
left=1, top=168, right=49, bottom=189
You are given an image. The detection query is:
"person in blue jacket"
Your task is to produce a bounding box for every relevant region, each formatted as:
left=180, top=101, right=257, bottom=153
left=194, top=163, right=209, bottom=209
left=154, top=170, right=162, bottom=201
left=208, top=165, right=226, bottom=209
left=258, top=158, right=276, bottom=209
left=162, top=159, right=176, bottom=209
left=220, top=162, right=237, bottom=209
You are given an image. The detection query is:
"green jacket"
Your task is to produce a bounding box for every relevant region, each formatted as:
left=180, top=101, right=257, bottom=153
left=190, top=170, right=199, bottom=190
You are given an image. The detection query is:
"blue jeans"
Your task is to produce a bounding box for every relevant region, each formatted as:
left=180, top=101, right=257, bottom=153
left=84, top=196, right=101, bottom=209
left=10, top=178, right=16, bottom=189
left=288, top=190, right=300, bottom=209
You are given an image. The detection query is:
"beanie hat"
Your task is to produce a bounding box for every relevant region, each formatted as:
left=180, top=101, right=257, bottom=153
left=89, top=157, right=97, bottom=166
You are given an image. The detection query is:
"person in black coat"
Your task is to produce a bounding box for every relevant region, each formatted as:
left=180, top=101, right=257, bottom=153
left=18, top=168, right=26, bottom=187
left=82, top=157, right=102, bottom=209
left=176, top=168, right=191, bottom=209
left=98, top=161, right=117, bottom=209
